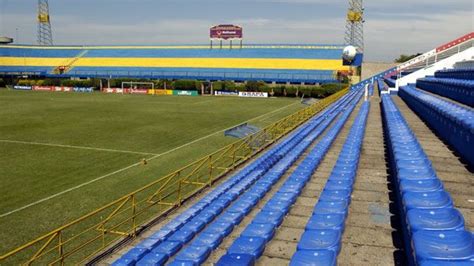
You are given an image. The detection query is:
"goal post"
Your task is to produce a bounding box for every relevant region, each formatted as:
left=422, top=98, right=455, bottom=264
left=121, top=81, right=155, bottom=95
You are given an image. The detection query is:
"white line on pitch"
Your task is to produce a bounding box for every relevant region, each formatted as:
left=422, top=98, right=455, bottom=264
left=0, top=139, right=157, bottom=156
left=0, top=101, right=300, bottom=218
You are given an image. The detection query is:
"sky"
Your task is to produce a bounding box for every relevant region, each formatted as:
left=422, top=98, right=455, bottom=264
left=0, top=0, right=472, bottom=62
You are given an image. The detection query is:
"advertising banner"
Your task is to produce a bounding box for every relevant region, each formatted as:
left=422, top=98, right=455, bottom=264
left=155, top=90, right=173, bottom=95
left=238, top=91, right=268, bottom=98
left=13, top=85, right=32, bottom=90
left=33, top=86, right=53, bottom=91
left=215, top=90, right=239, bottom=96
left=104, top=88, right=123, bottom=93
left=73, top=87, right=93, bottom=93
left=173, top=90, right=198, bottom=96
left=210, top=24, right=243, bottom=40
left=130, top=89, right=148, bottom=94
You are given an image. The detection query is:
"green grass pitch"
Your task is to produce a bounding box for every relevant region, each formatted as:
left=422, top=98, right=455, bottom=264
left=0, top=89, right=304, bottom=254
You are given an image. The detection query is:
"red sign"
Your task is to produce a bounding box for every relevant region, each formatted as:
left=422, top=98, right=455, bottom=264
left=130, top=89, right=148, bottom=94
left=210, top=25, right=243, bottom=40
left=33, top=86, right=53, bottom=91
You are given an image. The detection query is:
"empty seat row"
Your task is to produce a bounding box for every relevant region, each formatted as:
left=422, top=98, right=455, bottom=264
left=66, top=67, right=335, bottom=83
left=377, top=79, right=387, bottom=95
left=416, top=77, right=474, bottom=107
left=112, top=90, right=360, bottom=266
left=166, top=91, right=363, bottom=266
left=399, top=85, right=474, bottom=168
left=381, top=94, right=473, bottom=265
left=368, top=82, right=374, bottom=96
left=435, top=68, right=474, bottom=80
left=290, top=102, right=370, bottom=266
left=0, top=48, right=83, bottom=58
left=217, top=91, right=364, bottom=266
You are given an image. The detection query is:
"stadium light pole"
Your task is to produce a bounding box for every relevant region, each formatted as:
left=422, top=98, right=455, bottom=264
left=37, top=0, right=53, bottom=46
left=344, top=0, right=364, bottom=52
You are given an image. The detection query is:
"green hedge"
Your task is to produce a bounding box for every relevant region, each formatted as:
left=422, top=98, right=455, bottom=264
left=13, top=78, right=346, bottom=98
left=173, top=80, right=202, bottom=91
left=212, top=81, right=345, bottom=98
left=16, top=78, right=99, bottom=87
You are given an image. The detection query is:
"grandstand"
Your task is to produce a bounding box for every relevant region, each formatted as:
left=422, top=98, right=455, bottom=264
left=0, top=12, right=472, bottom=266
left=0, top=45, right=349, bottom=83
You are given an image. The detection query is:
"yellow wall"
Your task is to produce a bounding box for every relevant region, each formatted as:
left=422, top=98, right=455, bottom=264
left=0, top=57, right=349, bottom=71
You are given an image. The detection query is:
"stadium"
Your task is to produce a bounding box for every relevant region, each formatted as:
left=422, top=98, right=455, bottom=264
left=0, top=0, right=473, bottom=265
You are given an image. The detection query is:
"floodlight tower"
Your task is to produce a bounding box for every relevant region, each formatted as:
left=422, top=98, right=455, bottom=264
left=344, top=0, right=364, bottom=52
left=37, top=0, right=53, bottom=46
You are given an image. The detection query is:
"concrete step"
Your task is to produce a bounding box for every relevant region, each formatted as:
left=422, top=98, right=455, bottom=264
left=338, top=96, right=398, bottom=265
left=257, top=99, right=368, bottom=264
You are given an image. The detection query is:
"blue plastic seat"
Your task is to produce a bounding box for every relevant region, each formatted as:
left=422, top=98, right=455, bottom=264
left=205, top=202, right=225, bottom=216
left=216, top=253, right=256, bottom=266
left=329, top=170, right=355, bottom=181
left=173, top=245, right=212, bottom=265
left=406, top=208, right=465, bottom=232
left=167, top=260, right=194, bottom=266
left=116, top=247, right=148, bottom=264
left=168, top=228, right=196, bottom=244
left=152, top=240, right=183, bottom=257
left=252, top=210, right=285, bottom=226
left=149, top=228, right=174, bottom=240
left=216, top=211, right=245, bottom=225
left=226, top=201, right=254, bottom=215
left=314, top=200, right=348, bottom=217
left=136, top=252, right=168, bottom=266
left=305, top=213, right=345, bottom=231
left=239, top=194, right=260, bottom=206
left=218, top=194, right=238, bottom=205
left=324, top=180, right=353, bottom=191
left=227, top=236, right=266, bottom=259
left=402, top=191, right=453, bottom=210
left=278, top=182, right=305, bottom=194
left=111, top=258, right=134, bottom=266
left=191, top=232, right=224, bottom=250
left=175, top=211, right=196, bottom=224
left=412, top=230, right=474, bottom=262
left=203, top=221, right=234, bottom=237
left=162, top=220, right=184, bottom=234
left=418, top=259, right=474, bottom=266
left=246, top=186, right=270, bottom=198
left=135, top=238, right=161, bottom=250
left=319, top=189, right=351, bottom=202
left=241, top=223, right=276, bottom=243
left=399, top=179, right=443, bottom=194
left=274, top=192, right=298, bottom=203
left=297, top=229, right=341, bottom=253
left=290, top=250, right=337, bottom=266
left=263, top=199, right=293, bottom=213
left=397, top=158, right=432, bottom=169
left=182, top=219, right=206, bottom=234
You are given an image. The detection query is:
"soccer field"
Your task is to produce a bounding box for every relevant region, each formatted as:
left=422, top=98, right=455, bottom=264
left=0, top=89, right=304, bottom=254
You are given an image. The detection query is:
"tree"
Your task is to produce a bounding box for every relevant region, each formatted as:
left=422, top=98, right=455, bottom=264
left=395, top=53, right=422, bottom=63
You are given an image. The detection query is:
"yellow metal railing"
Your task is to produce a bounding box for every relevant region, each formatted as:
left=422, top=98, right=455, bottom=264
left=0, top=88, right=347, bottom=265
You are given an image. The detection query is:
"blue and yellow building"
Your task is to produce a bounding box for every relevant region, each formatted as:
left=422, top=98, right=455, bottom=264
left=0, top=44, right=349, bottom=83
